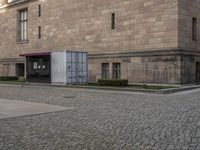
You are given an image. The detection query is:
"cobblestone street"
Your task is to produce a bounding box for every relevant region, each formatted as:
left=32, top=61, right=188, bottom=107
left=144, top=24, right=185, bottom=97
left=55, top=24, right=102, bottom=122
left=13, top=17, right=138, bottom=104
left=0, top=84, right=200, bottom=150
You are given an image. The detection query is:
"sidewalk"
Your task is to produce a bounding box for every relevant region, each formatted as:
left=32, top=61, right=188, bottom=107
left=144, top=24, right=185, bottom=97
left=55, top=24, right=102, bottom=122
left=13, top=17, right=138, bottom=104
left=1, top=81, right=199, bottom=94
left=64, top=84, right=200, bottom=94
left=16, top=83, right=200, bottom=94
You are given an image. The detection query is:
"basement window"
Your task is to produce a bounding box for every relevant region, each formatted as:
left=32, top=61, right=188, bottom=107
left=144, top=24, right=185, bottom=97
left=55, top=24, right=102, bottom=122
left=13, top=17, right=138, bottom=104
left=192, top=17, right=197, bottom=41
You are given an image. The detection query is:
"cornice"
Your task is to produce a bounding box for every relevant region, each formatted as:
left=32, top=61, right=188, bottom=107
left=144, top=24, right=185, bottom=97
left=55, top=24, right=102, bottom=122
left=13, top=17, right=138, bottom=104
left=89, top=49, right=200, bottom=59
left=0, top=57, right=25, bottom=63
left=1, top=49, right=200, bottom=61
left=0, top=0, right=37, bottom=10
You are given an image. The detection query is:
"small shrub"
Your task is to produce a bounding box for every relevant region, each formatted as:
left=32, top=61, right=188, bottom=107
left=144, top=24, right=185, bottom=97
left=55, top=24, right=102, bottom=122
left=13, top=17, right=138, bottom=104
left=129, top=84, right=174, bottom=90
left=97, top=79, right=128, bottom=87
left=0, top=76, right=19, bottom=81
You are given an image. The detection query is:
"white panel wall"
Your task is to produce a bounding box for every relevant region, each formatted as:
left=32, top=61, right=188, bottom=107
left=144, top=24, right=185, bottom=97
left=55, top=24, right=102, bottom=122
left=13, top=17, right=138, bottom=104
left=51, top=52, right=66, bottom=85
left=51, top=51, right=88, bottom=85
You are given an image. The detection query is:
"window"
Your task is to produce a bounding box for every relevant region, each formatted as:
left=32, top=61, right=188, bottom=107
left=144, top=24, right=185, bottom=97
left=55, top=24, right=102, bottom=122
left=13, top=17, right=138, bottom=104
left=111, top=13, right=115, bottom=29
left=102, top=63, right=109, bottom=79
left=33, top=62, right=38, bottom=69
left=192, top=17, right=197, bottom=41
left=18, top=9, right=28, bottom=41
left=38, top=4, right=41, bottom=17
left=38, top=26, right=41, bottom=39
left=7, top=0, right=15, bottom=3
left=112, top=63, right=120, bottom=79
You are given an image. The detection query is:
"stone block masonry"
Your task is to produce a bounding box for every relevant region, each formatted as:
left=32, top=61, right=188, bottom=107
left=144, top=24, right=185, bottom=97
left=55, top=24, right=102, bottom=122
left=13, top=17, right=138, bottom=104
left=0, top=0, right=199, bottom=84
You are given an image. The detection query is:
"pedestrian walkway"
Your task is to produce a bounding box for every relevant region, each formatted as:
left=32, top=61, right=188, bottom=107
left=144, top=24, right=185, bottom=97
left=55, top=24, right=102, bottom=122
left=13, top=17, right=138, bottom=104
left=0, top=98, right=74, bottom=119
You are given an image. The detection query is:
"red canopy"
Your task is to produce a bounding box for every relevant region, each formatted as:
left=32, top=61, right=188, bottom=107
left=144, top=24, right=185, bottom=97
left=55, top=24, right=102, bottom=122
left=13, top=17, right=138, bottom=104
left=20, top=52, right=50, bottom=57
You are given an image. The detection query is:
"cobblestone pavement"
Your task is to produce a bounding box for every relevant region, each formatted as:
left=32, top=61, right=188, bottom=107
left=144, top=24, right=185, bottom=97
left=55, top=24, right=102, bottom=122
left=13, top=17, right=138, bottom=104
left=0, top=84, right=200, bottom=150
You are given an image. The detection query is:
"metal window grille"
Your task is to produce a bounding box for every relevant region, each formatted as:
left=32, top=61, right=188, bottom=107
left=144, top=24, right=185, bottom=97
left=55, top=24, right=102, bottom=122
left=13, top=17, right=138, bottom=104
left=112, top=63, right=120, bottom=79
left=102, top=63, right=109, bottom=79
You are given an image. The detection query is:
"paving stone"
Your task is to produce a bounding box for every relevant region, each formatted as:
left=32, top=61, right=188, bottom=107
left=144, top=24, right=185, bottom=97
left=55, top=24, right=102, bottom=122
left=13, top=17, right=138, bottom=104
left=0, top=84, right=200, bottom=149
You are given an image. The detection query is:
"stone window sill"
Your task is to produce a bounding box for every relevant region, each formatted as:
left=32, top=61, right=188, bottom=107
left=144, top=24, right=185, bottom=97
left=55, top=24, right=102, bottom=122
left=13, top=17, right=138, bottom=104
left=16, top=40, right=29, bottom=44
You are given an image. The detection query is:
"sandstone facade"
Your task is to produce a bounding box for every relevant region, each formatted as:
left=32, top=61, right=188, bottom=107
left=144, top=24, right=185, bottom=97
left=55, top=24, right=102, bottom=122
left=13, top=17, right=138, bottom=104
left=0, top=0, right=199, bottom=84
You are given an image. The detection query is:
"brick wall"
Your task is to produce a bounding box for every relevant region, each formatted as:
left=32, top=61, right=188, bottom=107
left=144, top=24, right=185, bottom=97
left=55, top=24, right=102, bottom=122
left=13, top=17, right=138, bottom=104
left=0, top=0, right=179, bottom=59
left=89, top=55, right=182, bottom=84
left=179, top=0, right=200, bottom=50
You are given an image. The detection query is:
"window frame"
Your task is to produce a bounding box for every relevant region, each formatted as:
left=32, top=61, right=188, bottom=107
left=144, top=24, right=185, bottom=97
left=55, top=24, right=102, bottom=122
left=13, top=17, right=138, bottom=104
left=17, top=8, right=28, bottom=42
left=102, top=63, right=109, bottom=79
left=192, top=17, right=198, bottom=41
left=38, top=4, right=41, bottom=17
left=111, top=13, right=115, bottom=30
left=7, top=0, right=15, bottom=3
left=38, top=26, right=41, bottom=39
left=112, top=63, right=121, bottom=79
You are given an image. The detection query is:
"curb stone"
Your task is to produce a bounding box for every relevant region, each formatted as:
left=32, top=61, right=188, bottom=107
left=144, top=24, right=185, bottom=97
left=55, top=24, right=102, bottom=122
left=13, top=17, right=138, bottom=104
left=0, top=82, right=199, bottom=94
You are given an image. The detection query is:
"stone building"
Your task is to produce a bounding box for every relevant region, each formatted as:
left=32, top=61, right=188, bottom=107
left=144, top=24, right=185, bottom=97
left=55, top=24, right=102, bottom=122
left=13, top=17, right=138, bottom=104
left=0, top=0, right=200, bottom=84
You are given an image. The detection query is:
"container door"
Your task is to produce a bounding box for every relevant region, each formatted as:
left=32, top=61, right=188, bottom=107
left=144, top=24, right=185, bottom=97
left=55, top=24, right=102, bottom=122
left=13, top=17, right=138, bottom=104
left=51, top=52, right=66, bottom=85
left=82, top=53, right=88, bottom=83
left=66, top=52, right=88, bottom=84
left=66, top=52, right=72, bottom=84
left=75, top=53, right=80, bottom=83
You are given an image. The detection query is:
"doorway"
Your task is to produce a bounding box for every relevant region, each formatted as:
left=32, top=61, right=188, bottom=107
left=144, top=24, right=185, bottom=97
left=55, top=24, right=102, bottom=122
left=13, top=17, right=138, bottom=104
left=196, top=62, right=200, bottom=84
left=2, top=64, right=10, bottom=76
left=26, top=55, right=51, bottom=83
left=16, top=63, right=25, bottom=77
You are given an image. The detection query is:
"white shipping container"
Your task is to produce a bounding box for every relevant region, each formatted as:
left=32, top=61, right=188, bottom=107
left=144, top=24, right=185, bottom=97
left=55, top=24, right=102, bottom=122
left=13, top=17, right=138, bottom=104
left=51, top=51, right=88, bottom=85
